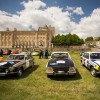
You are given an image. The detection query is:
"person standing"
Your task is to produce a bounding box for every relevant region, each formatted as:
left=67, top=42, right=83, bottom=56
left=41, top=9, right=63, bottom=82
left=0, top=49, right=3, bottom=57
left=39, top=50, right=43, bottom=59
left=45, top=49, right=48, bottom=59
left=7, top=49, right=12, bottom=55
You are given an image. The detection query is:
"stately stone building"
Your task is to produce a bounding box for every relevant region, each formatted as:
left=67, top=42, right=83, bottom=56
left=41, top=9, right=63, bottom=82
left=0, top=25, right=55, bottom=50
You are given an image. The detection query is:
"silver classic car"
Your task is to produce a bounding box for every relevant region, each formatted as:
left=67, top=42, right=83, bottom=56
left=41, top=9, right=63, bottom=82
left=0, top=52, right=34, bottom=77
left=46, top=52, right=76, bottom=77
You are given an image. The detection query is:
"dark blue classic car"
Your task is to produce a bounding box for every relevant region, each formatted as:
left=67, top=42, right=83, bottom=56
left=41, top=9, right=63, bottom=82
left=46, top=52, right=76, bottom=77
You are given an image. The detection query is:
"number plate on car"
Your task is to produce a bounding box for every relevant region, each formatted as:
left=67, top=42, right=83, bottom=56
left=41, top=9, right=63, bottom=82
left=58, top=71, right=64, bottom=73
left=56, top=60, right=65, bottom=63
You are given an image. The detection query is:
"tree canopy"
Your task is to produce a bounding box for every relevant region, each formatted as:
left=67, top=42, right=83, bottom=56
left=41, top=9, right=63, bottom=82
left=52, top=34, right=84, bottom=46
left=85, top=36, right=93, bottom=42
left=95, top=37, right=100, bottom=41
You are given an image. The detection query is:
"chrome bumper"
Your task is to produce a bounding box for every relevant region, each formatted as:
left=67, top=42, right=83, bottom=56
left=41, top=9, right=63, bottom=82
left=46, top=70, right=76, bottom=76
left=0, top=72, right=17, bottom=76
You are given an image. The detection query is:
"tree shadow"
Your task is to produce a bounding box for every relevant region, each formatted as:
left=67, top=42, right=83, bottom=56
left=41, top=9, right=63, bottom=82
left=48, top=69, right=82, bottom=81
left=0, top=65, right=39, bottom=80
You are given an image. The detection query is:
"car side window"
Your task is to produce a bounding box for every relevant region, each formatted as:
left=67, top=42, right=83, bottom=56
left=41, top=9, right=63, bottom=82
left=83, top=53, right=89, bottom=59
left=86, top=53, right=89, bottom=59
left=83, top=53, right=86, bottom=58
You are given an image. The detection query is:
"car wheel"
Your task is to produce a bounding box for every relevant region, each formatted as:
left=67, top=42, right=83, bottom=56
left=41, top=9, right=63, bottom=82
left=90, top=67, right=97, bottom=77
left=17, top=68, right=23, bottom=77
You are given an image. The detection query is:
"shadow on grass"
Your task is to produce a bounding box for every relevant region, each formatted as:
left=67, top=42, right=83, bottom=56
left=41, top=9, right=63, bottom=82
left=0, top=65, right=39, bottom=80
left=48, top=69, right=82, bottom=81
left=78, top=65, right=100, bottom=78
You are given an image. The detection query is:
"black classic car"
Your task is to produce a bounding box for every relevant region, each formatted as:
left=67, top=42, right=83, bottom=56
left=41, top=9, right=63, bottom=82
left=0, top=52, right=34, bottom=77
left=46, top=52, right=76, bottom=77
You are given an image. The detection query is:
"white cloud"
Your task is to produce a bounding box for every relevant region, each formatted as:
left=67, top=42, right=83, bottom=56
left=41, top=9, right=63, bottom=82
left=72, top=8, right=100, bottom=38
left=0, top=0, right=100, bottom=39
left=73, top=7, right=84, bottom=15
left=66, top=6, right=84, bottom=15
left=21, top=0, right=46, bottom=10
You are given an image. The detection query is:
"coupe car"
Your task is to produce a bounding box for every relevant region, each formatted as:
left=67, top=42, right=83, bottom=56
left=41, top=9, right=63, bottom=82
left=0, top=52, right=34, bottom=77
left=46, top=52, right=76, bottom=77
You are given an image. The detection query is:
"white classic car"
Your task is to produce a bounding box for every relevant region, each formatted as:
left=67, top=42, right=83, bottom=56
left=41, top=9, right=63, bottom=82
left=0, top=52, right=34, bottom=77
left=81, top=52, right=100, bottom=77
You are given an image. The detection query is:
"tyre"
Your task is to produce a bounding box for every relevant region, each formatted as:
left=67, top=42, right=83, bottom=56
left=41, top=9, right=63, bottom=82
left=90, top=67, right=97, bottom=77
left=17, top=68, right=23, bottom=77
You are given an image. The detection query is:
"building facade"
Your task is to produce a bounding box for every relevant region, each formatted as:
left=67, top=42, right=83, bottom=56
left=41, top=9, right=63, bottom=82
left=0, top=25, right=55, bottom=50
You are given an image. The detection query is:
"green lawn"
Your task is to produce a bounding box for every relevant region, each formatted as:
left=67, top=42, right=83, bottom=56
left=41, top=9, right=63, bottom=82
left=0, top=53, right=100, bottom=100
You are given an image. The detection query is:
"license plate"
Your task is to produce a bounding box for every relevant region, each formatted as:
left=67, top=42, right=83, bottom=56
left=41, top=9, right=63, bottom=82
left=56, top=60, right=65, bottom=63
left=58, top=71, right=64, bottom=73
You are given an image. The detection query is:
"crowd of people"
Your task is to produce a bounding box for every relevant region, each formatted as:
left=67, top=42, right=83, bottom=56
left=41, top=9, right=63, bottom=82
left=39, top=49, right=49, bottom=59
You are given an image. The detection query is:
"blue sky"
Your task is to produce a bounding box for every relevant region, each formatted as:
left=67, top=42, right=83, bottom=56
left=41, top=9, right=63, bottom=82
left=0, top=0, right=100, bottom=38
left=0, top=0, right=100, bottom=21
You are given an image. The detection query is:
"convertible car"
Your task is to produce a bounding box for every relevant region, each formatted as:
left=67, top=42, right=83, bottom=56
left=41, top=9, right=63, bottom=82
left=0, top=52, right=34, bottom=77
left=46, top=52, right=76, bottom=77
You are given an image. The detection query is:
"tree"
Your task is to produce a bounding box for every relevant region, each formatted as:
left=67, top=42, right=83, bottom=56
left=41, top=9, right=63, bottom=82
left=52, top=33, right=84, bottom=46
left=95, top=37, right=100, bottom=41
left=85, top=36, right=93, bottom=42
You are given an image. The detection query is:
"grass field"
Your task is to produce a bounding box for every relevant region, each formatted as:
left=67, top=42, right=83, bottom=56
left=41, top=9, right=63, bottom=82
left=0, top=52, right=100, bottom=100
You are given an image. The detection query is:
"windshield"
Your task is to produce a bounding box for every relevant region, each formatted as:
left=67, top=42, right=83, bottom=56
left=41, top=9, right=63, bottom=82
left=90, top=53, right=100, bottom=59
left=51, top=53, right=68, bottom=59
left=7, top=55, right=24, bottom=60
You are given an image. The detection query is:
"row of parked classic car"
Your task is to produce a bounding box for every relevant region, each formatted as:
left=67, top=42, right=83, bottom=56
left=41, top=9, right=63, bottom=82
left=0, top=51, right=100, bottom=77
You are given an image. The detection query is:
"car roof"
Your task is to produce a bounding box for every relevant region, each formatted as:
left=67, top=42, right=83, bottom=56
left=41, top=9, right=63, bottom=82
left=51, top=52, right=68, bottom=54
left=85, top=52, right=100, bottom=54
left=10, top=52, right=28, bottom=56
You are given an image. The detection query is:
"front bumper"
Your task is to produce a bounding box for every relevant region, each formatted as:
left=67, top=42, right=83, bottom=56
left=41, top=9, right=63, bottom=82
left=96, top=70, right=100, bottom=74
left=46, top=70, right=76, bottom=76
left=0, top=72, right=17, bottom=76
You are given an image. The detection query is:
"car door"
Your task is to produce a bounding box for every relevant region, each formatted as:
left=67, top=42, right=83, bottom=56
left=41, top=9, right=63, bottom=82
left=25, top=56, right=30, bottom=68
left=81, top=53, right=88, bottom=67
left=84, top=53, right=89, bottom=67
left=26, top=55, right=33, bottom=68
left=28, top=55, right=34, bottom=67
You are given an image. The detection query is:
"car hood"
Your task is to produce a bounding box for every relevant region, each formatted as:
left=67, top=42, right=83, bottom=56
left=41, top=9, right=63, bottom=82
left=94, top=61, right=100, bottom=66
left=48, top=58, right=74, bottom=67
left=0, top=61, right=20, bottom=68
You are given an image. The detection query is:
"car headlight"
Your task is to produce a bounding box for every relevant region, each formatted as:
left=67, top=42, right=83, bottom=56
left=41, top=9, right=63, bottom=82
left=47, top=67, right=53, bottom=72
left=9, top=67, right=14, bottom=72
left=5, top=69, right=9, bottom=73
left=94, top=65, right=99, bottom=70
left=69, top=67, right=75, bottom=72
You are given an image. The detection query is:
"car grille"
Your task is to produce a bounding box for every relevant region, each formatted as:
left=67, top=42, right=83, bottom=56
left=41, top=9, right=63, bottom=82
left=53, top=66, right=69, bottom=72
left=0, top=68, right=7, bottom=72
